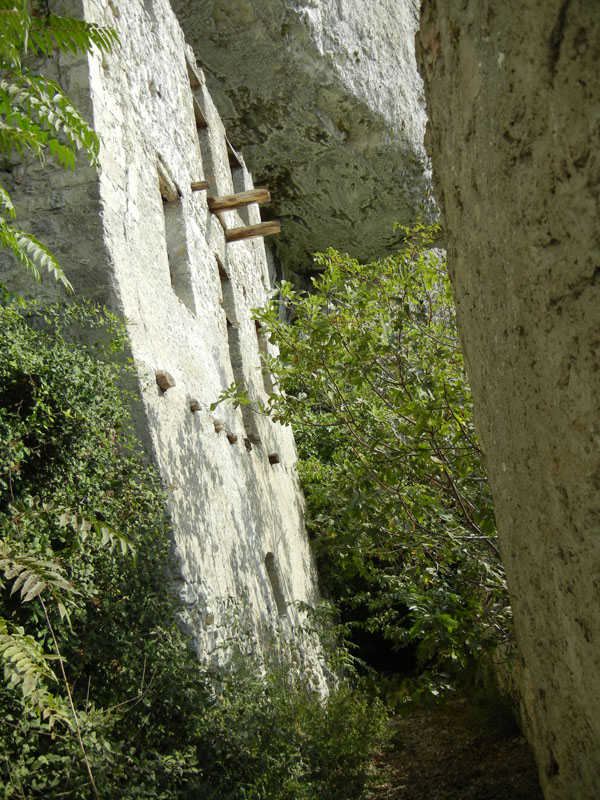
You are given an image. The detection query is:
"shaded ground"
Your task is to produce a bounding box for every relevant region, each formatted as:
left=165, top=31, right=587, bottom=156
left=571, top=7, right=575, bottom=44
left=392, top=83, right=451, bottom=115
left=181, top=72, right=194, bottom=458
left=365, top=697, right=543, bottom=800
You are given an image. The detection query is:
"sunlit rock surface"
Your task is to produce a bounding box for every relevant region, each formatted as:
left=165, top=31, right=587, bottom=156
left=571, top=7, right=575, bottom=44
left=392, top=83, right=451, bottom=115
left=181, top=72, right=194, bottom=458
left=417, top=2, right=600, bottom=798
left=1, top=0, right=326, bottom=684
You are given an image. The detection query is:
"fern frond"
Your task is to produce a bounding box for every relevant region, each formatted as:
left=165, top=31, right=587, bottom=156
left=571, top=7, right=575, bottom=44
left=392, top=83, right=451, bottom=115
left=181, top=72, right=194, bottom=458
left=0, top=5, right=116, bottom=291
left=0, top=541, right=78, bottom=603
left=0, top=120, right=44, bottom=160
left=0, top=617, right=71, bottom=726
left=0, top=217, right=74, bottom=291
left=58, top=510, right=136, bottom=558
left=6, top=498, right=136, bottom=560
left=0, top=74, right=100, bottom=166
left=0, top=618, right=57, bottom=687
left=29, top=14, right=119, bottom=57
left=0, top=3, right=118, bottom=64
left=0, top=3, right=29, bottom=69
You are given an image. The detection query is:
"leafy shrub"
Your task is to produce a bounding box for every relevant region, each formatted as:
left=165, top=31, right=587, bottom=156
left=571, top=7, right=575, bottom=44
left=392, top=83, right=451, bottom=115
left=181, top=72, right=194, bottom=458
left=191, top=634, right=388, bottom=800
left=0, top=299, right=387, bottom=799
left=214, top=224, right=512, bottom=694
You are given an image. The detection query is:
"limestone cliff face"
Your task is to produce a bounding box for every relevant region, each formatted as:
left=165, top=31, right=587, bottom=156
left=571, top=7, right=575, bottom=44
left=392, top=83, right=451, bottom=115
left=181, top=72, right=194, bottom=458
left=2, top=0, right=325, bottom=683
left=171, top=0, right=431, bottom=273
left=416, top=3, right=600, bottom=798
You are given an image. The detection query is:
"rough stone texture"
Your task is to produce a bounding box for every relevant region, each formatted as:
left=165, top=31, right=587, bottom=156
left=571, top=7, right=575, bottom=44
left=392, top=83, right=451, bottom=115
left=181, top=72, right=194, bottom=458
left=1, top=0, right=324, bottom=682
left=416, top=3, right=600, bottom=798
left=171, top=0, right=432, bottom=274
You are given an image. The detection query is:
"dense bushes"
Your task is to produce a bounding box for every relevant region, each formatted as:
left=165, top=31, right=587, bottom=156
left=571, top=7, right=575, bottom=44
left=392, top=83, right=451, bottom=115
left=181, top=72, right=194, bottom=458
left=216, top=224, right=512, bottom=695
left=0, top=299, right=387, bottom=799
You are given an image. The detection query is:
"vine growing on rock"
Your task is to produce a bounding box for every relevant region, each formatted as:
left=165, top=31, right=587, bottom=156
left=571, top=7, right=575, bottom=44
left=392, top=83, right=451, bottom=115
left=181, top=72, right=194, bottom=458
left=215, top=224, right=512, bottom=695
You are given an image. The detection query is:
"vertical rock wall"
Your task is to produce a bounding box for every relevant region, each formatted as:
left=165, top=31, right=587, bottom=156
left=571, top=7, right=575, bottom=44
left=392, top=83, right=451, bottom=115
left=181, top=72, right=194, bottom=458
left=171, top=0, right=431, bottom=273
left=1, top=0, right=325, bottom=683
left=416, top=2, right=600, bottom=798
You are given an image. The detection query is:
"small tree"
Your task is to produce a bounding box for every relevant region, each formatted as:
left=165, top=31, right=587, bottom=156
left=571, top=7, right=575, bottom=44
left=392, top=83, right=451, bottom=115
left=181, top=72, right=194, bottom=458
left=215, top=224, right=512, bottom=692
left=0, top=0, right=117, bottom=722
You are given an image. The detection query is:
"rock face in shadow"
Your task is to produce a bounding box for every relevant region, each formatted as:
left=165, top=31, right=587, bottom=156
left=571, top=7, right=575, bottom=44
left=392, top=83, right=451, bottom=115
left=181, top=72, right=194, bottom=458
left=416, top=3, right=600, bottom=799
left=171, top=0, right=432, bottom=273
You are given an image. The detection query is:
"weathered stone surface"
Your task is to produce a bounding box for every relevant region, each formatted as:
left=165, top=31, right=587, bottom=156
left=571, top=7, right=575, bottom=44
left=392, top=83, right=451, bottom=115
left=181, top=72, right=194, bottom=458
left=1, top=0, right=324, bottom=682
left=171, top=0, right=432, bottom=273
left=416, top=3, right=600, bottom=798
left=156, top=370, right=176, bottom=392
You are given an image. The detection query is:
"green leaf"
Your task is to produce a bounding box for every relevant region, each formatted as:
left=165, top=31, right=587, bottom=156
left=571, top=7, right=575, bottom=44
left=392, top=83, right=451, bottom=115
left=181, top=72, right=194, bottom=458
left=0, top=7, right=116, bottom=290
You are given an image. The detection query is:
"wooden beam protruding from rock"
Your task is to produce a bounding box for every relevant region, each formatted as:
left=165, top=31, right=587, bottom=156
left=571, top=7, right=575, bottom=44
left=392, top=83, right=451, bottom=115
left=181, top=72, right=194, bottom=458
left=225, top=220, right=281, bottom=243
left=208, top=187, right=270, bottom=213
left=191, top=180, right=210, bottom=192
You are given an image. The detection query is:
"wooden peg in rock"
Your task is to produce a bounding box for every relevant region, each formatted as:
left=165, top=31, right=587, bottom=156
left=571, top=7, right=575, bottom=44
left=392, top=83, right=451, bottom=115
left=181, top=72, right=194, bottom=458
left=225, top=221, right=281, bottom=243
left=207, top=187, right=270, bottom=213
left=189, top=399, right=201, bottom=412
left=268, top=452, right=280, bottom=465
left=191, top=180, right=210, bottom=192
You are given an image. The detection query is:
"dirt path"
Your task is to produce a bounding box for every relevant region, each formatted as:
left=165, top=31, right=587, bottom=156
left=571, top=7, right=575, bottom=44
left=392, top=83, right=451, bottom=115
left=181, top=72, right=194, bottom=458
left=365, top=697, right=543, bottom=800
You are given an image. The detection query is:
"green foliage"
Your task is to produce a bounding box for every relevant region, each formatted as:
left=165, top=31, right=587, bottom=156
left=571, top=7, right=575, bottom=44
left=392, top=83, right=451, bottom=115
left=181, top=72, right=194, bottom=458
left=0, top=0, right=118, bottom=291
left=0, top=616, right=57, bottom=703
left=215, top=224, right=512, bottom=693
left=466, top=680, right=519, bottom=741
left=0, top=299, right=387, bottom=799
left=187, top=634, right=387, bottom=800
